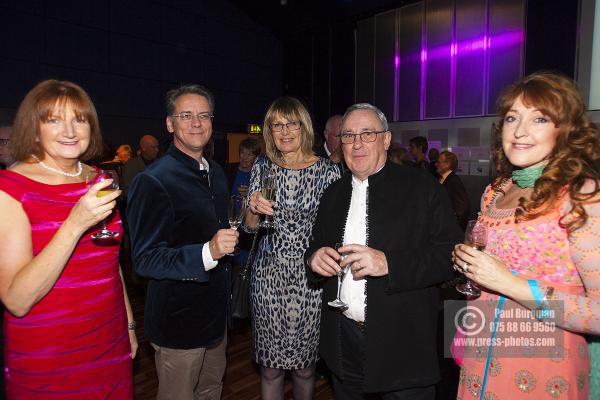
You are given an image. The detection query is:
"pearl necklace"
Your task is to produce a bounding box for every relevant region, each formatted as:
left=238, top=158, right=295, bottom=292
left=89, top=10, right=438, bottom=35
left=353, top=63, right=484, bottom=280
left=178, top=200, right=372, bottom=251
left=31, top=154, right=83, bottom=177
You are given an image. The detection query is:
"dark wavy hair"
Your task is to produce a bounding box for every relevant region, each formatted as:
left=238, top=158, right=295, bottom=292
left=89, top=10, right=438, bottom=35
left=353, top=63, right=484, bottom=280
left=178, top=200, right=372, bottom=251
left=491, top=72, right=600, bottom=233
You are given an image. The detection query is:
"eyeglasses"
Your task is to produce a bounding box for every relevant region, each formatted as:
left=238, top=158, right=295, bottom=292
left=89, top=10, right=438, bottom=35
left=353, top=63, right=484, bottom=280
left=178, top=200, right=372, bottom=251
left=0, top=139, right=9, bottom=146
left=339, top=130, right=387, bottom=144
left=270, top=121, right=301, bottom=132
left=171, top=112, right=214, bottom=121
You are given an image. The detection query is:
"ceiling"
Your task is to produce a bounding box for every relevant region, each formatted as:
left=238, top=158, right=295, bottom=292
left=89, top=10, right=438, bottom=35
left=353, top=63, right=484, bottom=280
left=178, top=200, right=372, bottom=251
left=229, top=0, right=421, bottom=38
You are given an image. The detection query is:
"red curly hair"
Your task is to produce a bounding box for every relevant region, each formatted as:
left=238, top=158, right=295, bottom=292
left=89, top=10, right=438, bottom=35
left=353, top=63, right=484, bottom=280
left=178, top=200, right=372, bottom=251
left=491, top=72, right=600, bottom=234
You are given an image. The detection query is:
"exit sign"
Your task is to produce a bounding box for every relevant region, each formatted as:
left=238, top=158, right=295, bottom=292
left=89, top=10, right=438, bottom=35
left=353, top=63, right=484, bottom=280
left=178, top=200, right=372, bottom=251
left=247, top=124, right=262, bottom=134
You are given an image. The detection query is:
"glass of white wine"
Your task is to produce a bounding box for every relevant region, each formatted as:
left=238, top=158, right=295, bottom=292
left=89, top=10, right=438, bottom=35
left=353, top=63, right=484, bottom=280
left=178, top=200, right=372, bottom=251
left=259, top=170, right=276, bottom=229
left=328, top=242, right=349, bottom=309
left=86, top=169, right=120, bottom=241
left=227, top=195, right=245, bottom=255
left=456, top=220, right=487, bottom=297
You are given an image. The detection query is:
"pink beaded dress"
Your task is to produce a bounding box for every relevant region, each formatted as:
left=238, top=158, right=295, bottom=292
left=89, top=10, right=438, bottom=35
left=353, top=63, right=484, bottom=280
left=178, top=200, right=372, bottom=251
left=0, top=170, right=132, bottom=399
left=457, top=180, right=600, bottom=400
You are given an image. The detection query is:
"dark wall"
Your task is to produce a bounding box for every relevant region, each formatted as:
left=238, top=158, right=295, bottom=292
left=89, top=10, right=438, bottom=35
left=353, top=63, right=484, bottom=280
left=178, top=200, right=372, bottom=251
left=0, top=0, right=282, bottom=154
left=282, top=23, right=355, bottom=135
left=524, top=0, right=578, bottom=78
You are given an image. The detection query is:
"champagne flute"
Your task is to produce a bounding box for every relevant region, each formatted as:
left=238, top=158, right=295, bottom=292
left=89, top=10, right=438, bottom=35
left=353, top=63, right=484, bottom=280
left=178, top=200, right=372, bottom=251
left=259, top=170, right=276, bottom=229
left=328, top=242, right=348, bottom=309
left=86, top=169, right=120, bottom=241
left=456, top=220, right=487, bottom=297
left=227, top=195, right=245, bottom=255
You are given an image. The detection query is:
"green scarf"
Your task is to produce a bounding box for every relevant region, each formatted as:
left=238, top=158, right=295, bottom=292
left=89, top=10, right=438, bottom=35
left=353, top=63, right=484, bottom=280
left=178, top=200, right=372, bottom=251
left=511, top=164, right=545, bottom=188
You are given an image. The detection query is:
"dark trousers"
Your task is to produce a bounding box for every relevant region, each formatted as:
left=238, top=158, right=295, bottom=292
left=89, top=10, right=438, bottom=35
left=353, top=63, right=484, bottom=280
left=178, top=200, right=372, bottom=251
left=332, top=316, right=435, bottom=400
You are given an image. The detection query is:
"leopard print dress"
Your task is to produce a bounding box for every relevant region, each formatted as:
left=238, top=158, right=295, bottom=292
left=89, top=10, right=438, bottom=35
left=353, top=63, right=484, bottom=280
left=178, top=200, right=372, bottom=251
left=248, top=156, right=341, bottom=369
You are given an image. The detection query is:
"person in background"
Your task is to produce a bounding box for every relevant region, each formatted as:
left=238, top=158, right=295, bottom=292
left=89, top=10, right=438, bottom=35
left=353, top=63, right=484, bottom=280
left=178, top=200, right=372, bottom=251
left=305, top=103, right=461, bottom=399
left=0, top=79, right=136, bottom=399
left=428, top=147, right=440, bottom=177
left=0, top=125, right=14, bottom=169
left=409, top=135, right=430, bottom=170
left=245, top=96, right=341, bottom=399
left=436, top=150, right=470, bottom=230
left=127, top=83, right=236, bottom=400
left=315, top=114, right=342, bottom=161
left=428, top=147, right=439, bottom=165
left=121, top=134, right=160, bottom=198
left=453, top=72, right=600, bottom=399
left=114, top=144, right=133, bottom=163
left=227, top=138, right=261, bottom=199
left=388, top=144, right=410, bottom=166
left=226, top=137, right=261, bottom=270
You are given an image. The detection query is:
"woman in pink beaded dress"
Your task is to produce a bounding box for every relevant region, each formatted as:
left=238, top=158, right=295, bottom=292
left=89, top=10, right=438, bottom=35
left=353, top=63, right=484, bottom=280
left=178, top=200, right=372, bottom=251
left=453, top=72, right=600, bottom=399
left=0, top=80, right=137, bottom=399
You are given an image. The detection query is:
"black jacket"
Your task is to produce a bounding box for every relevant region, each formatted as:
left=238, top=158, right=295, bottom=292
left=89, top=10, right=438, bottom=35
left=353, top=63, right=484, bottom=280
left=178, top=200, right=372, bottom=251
left=127, top=144, right=230, bottom=349
left=305, top=162, right=462, bottom=392
left=442, top=171, right=470, bottom=230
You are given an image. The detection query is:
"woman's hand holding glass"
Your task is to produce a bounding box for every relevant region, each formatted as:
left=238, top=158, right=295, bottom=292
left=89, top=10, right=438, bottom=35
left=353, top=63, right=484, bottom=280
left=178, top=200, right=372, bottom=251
left=248, top=191, right=275, bottom=220
left=67, top=176, right=121, bottom=237
left=85, top=170, right=121, bottom=241
left=454, top=245, right=519, bottom=296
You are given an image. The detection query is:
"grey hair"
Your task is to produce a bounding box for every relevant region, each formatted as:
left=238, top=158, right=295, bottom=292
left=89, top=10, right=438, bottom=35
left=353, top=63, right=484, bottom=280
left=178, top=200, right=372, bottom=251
left=340, top=103, right=389, bottom=132
left=165, top=83, right=215, bottom=116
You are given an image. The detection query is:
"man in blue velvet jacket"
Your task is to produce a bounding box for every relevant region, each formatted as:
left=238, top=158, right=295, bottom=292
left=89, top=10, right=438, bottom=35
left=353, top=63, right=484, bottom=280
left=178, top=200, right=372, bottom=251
left=127, top=84, right=238, bottom=400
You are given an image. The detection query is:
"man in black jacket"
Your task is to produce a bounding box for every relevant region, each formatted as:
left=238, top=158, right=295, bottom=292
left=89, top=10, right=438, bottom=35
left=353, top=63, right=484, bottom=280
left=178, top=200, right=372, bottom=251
left=315, top=114, right=342, bottom=160
left=436, top=151, right=470, bottom=231
left=127, top=84, right=238, bottom=400
left=305, top=103, right=461, bottom=399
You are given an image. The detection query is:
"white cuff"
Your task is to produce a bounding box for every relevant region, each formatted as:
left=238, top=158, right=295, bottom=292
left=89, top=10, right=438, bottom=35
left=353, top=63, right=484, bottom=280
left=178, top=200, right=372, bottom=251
left=202, top=242, right=218, bottom=271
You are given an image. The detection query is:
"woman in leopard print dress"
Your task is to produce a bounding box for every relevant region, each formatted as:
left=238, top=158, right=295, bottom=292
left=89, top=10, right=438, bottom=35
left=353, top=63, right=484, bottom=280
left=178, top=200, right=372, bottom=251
left=246, top=97, right=341, bottom=399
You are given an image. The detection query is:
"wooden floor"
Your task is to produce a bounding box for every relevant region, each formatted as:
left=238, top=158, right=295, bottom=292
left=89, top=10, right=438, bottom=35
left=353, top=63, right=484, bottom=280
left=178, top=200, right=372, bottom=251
left=125, top=271, right=334, bottom=399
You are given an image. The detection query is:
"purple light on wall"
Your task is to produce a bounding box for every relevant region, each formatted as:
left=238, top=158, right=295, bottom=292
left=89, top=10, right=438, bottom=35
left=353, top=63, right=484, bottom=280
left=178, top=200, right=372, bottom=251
left=421, top=31, right=523, bottom=62
left=394, top=53, right=400, bottom=120
left=483, top=35, right=490, bottom=51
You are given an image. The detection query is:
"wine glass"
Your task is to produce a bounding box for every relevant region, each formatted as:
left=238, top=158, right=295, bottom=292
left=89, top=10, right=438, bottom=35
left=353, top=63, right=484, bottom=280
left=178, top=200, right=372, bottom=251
left=86, top=169, right=120, bottom=241
left=227, top=195, right=246, bottom=255
left=259, top=170, right=276, bottom=229
left=456, top=220, right=487, bottom=297
left=328, top=242, right=349, bottom=309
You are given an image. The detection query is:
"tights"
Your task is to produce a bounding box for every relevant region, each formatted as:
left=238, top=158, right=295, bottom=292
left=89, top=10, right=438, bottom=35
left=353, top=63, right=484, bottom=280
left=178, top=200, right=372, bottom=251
left=260, top=364, right=316, bottom=400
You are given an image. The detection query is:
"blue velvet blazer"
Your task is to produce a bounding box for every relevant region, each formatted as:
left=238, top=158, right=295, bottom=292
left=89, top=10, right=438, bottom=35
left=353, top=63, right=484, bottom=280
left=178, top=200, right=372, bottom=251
left=127, top=144, right=230, bottom=349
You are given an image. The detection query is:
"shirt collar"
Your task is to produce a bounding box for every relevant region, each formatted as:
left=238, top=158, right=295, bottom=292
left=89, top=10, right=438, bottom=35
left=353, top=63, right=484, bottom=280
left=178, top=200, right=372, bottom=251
left=351, top=162, right=386, bottom=187
left=167, top=143, right=210, bottom=172
left=439, top=169, right=452, bottom=183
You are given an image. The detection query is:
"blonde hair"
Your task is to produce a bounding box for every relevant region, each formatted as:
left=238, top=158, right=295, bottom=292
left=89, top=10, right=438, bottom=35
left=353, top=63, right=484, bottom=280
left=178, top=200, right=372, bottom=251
left=262, top=97, right=314, bottom=162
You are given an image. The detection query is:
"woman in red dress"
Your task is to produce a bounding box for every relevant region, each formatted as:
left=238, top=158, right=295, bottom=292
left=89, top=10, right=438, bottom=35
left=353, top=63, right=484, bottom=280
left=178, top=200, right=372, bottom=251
left=0, top=80, right=137, bottom=399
